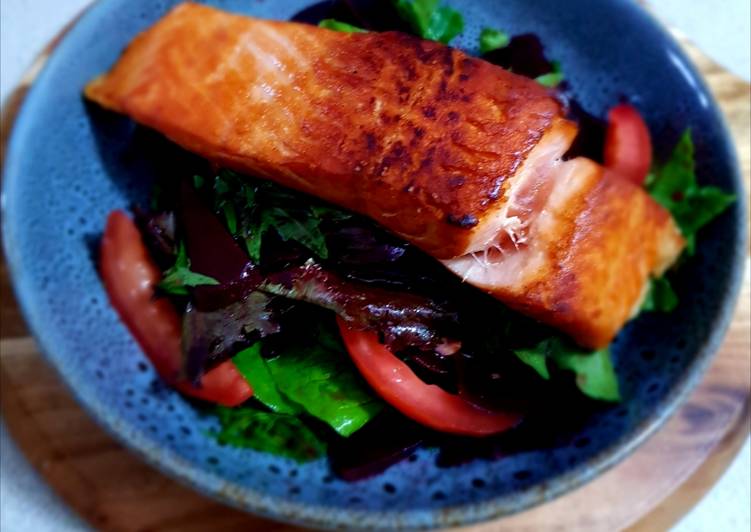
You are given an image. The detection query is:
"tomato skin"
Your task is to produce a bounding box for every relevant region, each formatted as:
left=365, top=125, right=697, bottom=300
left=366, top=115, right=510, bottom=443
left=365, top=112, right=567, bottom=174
left=604, top=103, right=652, bottom=185
left=174, top=362, right=251, bottom=406
left=100, top=210, right=252, bottom=407
left=336, top=318, right=522, bottom=436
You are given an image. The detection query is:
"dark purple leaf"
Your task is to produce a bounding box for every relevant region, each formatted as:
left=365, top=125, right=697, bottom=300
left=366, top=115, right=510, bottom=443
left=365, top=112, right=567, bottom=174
left=323, top=224, right=407, bottom=265
left=482, top=33, right=554, bottom=78
left=291, top=0, right=409, bottom=32
left=560, top=97, right=608, bottom=162
left=340, top=0, right=411, bottom=32
left=328, top=410, right=425, bottom=481
left=191, top=267, right=260, bottom=311
left=182, top=291, right=280, bottom=383
left=404, top=350, right=458, bottom=393
left=257, top=262, right=459, bottom=352
left=134, top=209, right=176, bottom=269
left=257, top=228, right=316, bottom=271
left=321, top=219, right=458, bottom=296
left=179, top=180, right=251, bottom=283
left=433, top=377, right=608, bottom=467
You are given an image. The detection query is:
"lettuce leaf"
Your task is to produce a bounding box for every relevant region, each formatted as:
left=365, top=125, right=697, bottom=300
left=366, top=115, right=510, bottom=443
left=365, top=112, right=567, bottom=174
left=394, top=0, right=464, bottom=44
left=646, top=130, right=735, bottom=255
left=514, top=337, right=620, bottom=402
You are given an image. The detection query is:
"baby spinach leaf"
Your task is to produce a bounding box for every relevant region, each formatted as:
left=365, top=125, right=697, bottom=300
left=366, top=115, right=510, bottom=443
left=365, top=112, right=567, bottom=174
left=394, top=0, right=464, bottom=44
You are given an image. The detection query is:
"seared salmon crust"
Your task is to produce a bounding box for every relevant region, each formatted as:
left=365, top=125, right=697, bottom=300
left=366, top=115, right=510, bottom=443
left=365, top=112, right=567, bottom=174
left=86, top=3, right=684, bottom=348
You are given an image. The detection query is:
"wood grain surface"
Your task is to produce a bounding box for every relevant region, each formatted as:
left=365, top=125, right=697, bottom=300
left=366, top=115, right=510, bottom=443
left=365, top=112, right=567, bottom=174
left=0, top=18, right=749, bottom=532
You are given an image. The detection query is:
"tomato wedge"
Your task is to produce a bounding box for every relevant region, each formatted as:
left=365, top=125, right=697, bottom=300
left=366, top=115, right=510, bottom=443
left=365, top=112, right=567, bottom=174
left=100, top=210, right=252, bottom=407
left=336, top=318, right=521, bottom=436
left=604, top=103, right=652, bottom=185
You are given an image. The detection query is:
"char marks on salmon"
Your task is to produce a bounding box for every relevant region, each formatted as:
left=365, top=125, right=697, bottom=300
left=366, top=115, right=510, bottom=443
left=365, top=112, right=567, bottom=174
left=86, top=2, right=685, bottom=348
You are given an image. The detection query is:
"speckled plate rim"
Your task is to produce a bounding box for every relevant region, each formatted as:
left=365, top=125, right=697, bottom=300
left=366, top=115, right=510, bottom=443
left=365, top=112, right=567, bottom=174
left=1, top=1, right=748, bottom=530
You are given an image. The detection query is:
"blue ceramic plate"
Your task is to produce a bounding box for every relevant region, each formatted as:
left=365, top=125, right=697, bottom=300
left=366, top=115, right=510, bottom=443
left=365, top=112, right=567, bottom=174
left=2, top=0, right=747, bottom=529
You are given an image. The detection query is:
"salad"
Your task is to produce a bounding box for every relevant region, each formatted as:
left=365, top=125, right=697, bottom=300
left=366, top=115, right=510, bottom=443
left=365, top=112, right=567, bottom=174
left=92, top=0, right=735, bottom=479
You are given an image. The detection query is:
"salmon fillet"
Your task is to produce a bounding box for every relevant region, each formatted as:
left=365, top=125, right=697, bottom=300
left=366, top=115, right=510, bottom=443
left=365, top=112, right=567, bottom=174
left=85, top=2, right=562, bottom=259
left=85, top=2, right=685, bottom=348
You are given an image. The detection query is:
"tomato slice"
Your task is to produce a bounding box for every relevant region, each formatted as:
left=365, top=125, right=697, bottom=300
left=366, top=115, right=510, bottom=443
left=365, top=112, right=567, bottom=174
left=100, top=210, right=252, bottom=407
left=603, top=103, right=652, bottom=185
left=174, top=363, right=251, bottom=406
left=336, top=318, right=522, bottom=436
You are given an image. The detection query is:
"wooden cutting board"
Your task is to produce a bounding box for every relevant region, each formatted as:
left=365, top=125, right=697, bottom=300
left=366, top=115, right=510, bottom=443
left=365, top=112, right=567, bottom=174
left=1, top=10, right=749, bottom=532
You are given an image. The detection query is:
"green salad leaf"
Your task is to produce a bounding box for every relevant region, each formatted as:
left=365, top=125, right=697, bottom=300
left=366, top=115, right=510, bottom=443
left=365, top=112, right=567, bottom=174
left=203, top=170, right=344, bottom=262
left=264, top=322, right=383, bottom=437
left=535, top=60, right=564, bottom=88
left=231, top=344, right=300, bottom=415
left=514, top=337, right=620, bottom=402
left=260, top=206, right=329, bottom=260
left=646, top=130, right=735, bottom=255
left=513, top=347, right=550, bottom=380
left=211, top=406, right=326, bottom=462
left=479, top=27, right=509, bottom=54
left=158, top=242, right=219, bottom=296
left=394, top=0, right=464, bottom=44
left=210, top=171, right=258, bottom=255
left=232, top=317, right=383, bottom=437
left=641, top=276, right=679, bottom=313
left=318, top=19, right=367, bottom=33
left=192, top=174, right=205, bottom=189
left=638, top=130, right=735, bottom=316
left=554, top=346, right=619, bottom=402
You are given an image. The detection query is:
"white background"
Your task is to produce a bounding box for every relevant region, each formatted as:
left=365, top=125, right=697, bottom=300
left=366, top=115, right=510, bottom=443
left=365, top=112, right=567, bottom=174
left=1, top=1, right=749, bottom=531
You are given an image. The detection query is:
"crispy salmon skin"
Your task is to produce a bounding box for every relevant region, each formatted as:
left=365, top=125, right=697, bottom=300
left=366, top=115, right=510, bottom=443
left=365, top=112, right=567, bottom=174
left=86, top=2, right=685, bottom=348
left=85, top=2, right=561, bottom=259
